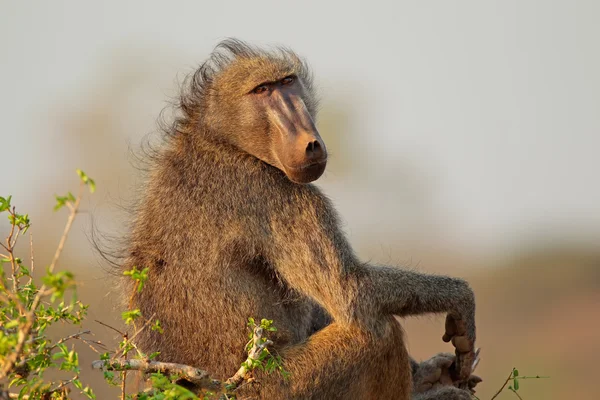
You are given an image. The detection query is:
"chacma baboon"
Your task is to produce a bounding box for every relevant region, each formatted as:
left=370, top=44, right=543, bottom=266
left=122, top=39, right=480, bottom=399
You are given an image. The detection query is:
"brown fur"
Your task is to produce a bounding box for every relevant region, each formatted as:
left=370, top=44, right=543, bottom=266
left=120, top=39, right=477, bottom=400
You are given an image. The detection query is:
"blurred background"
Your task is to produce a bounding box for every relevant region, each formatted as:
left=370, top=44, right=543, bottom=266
left=1, top=1, right=599, bottom=398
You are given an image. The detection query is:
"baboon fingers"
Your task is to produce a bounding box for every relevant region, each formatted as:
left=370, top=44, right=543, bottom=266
left=451, top=335, right=472, bottom=353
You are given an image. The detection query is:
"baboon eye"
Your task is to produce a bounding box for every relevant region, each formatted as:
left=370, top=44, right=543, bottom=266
left=252, top=85, right=269, bottom=94
left=281, top=76, right=295, bottom=85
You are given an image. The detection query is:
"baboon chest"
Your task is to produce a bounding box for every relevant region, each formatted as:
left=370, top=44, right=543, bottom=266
left=243, top=257, right=315, bottom=343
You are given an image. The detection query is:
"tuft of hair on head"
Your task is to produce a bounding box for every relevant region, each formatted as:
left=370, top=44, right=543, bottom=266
left=169, top=38, right=316, bottom=137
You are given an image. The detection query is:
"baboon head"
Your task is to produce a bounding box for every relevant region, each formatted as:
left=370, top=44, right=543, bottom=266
left=184, top=39, right=327, bottom=184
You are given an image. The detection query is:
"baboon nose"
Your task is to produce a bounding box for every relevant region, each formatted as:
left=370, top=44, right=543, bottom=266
left=305, top=140, right=324, bottom=161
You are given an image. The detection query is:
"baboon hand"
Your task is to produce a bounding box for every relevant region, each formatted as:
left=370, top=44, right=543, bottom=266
left=442, top=312, right=476, bottom=383
left=413, top=353, right=482, bottom=395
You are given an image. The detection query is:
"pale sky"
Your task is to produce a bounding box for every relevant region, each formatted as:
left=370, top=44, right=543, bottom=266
left=1, top=0, right=599, bottom=260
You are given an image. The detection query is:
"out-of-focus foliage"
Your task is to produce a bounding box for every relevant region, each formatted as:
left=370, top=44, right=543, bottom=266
left=0, top=171, right=96, bottom=399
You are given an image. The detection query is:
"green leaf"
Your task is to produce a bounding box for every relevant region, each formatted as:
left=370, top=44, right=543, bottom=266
left=151, top=319, right=164, bottom=334
left=513, top=368, right=519, bottom=377
left=123, top=266, right=149, bottom=292
left=261, top=318, right=277, bottom=332
left=76, top=169, right=87, bottom=181
left=87, top=178, right=96, bottom=193
left=514, top=378, right=520, bottom=391
left=122, top=309, right=142, bottom=325
left=18, top=264, right=30, bottom=278
left=103, top=370, right=117, bottom=386
left=9, top=212, right=31, bottom=229
left=42, top=269, right=76, bottom=301
left=5, top=319, right=20, bottom=329
left=54, top=192, right=76, bottom=211
left=9, top=377, right=25, bottom=387
left=76, top=169, right=96, bottom=193
left=83, top=386, right=96, bottom=399
left=0, top=195, right=11, bottom=212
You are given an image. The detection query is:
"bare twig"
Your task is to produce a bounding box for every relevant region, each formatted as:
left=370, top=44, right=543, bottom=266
left=97, top=313, right=156, bottom=400
left=120, top=331, right=129, bottom=400
left=49, top=182, right=83, bottom=274
left=5, top=207, right=18, bottom=293
left=51, top=330, right=92, bottom=349
left=48, top=375, right=79, bottom=396
left=28, top=231, right=34, bottom=285
left=91, top=359, right=222, bottom=391
left=112, top=313, right=157, bottom=360
left=120, top=367, right=127, bottom=400
left=490, top=369, right=516, bottom=400
left=95, top=319, right=125, bottom=336
left=509, top=387, right=524, bottom=400
left=511, top=376, right=550, bottom=380
left=79, top=336, right=107, bottom=354
left=18, top=330, right=96, bottom=370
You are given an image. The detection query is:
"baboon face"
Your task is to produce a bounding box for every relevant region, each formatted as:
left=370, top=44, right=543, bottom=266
left=207, top=62, right=327, bottom=184
left=241, top=74, right=327, bottom=184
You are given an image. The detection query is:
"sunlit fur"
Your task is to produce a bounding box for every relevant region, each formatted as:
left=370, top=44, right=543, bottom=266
left=170, top=38, right=318, bottom=139
left=115, top=39, right=477, bottom=400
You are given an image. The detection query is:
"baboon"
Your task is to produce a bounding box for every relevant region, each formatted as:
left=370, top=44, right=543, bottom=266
left=122, top=39, right=480, bottom=399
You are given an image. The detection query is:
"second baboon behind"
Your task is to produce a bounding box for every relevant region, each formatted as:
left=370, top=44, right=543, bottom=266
left=121, top=39, right=480, bottom=399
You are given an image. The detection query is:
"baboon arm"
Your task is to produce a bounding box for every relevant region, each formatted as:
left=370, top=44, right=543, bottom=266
left=365, top=266, right=477, bottom=382
left=365, top=265, right=475, bottom=337
left=268, top=208, right=474, bottom=338
left=267, top=197, right=476, bottom=383
left=267, top=196, right=476, bottom=383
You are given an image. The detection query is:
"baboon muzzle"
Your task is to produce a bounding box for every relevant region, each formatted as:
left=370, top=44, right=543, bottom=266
left=267, top=90, right=327, bottom=183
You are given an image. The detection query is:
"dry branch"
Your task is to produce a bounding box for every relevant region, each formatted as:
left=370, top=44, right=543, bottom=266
left=92, top=323, right=273, bottom=394
left=91, top=359, right=221, bottom=391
